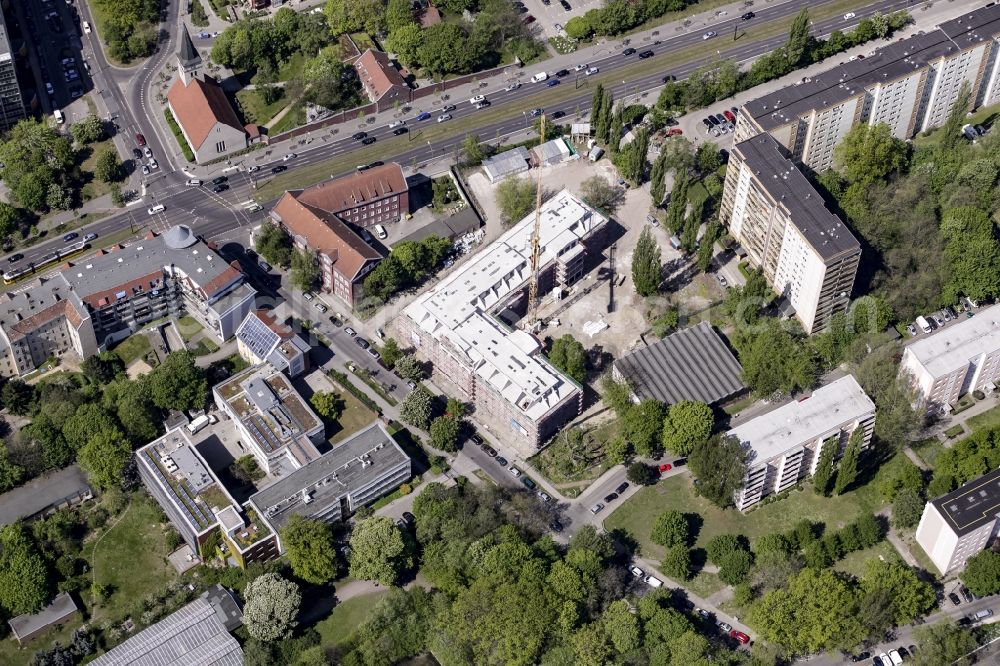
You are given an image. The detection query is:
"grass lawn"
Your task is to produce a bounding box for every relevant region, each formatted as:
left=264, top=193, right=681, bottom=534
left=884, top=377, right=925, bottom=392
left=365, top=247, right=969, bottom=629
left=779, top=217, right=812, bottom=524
left=685, top=571, right=725, bottom=599
left=329, top=388, right=378, bottom=444
left=605, top=474, right=884, bottom=563
left=79, top=138, right=117, bottom=201
left=112, top=334, right=152, bottom=365
left=175, top=316, right=204, bottom=342
left=236, top=88, right=290, bottom=126
left=530, top=420, right=619, bottom=488
left=967, top=403, right=1000, bottom=433
left=90, top=495, right=178, bottom=611
left=278, top=52, right=306, bottom=82
left=911, top=438, right=945, bottom=469
left=191, top=337, right=220, bottom=357
left=164, top=109, right=195, bottom=163
left=270, top=101, right=306, bottom=134
left=315, top=591, right=389, bottom=649
left=944, top=424, right=966, bottom=439
left=834, top=539, right=899, bottom=579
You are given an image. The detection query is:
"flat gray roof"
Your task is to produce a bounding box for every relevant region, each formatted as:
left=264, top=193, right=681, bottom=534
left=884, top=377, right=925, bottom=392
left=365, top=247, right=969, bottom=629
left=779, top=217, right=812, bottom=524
left=91, top=589, right=243, bottom=666
left=615, top=322, right=745, bottom=405
left=734, top=133, right=860, bottom=261
left=743, top=4, right=1000, bottom=132
left=482, top=146, right=530, bottom=180
left=249, top=421, right=409, bottom=530
left=0, top=465, right=91, bottom=525
left=8, top=593, right=78, bottom=641
left=930, top=467, right=1000, bottom=538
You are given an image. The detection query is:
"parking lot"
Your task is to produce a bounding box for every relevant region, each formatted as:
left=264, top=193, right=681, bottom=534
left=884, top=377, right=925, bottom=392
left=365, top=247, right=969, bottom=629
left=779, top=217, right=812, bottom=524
left=8, top=0, right=92, bottom=118
left=520, top=0, right=602, bottom=40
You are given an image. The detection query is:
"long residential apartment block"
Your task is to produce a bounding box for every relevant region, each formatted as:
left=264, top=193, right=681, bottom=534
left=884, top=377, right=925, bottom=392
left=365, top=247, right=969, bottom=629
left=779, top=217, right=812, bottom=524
left=727, top=375, right=876, bottom=511
left=137, top=428, right=279, bottom=565
left=916, top=468, right=1000, bottom=574
left=398, top=190, right=607, bottom=456
left=720, top=133, right=860, bottom=333
left=900, top=304, right=1000, bottom=414
left=0, top=226, right=255, bottom=376
left=213, top=364, right=324, bottom=477
left=736, top=4, right=1000, bottom=171
left=0, top=10, right=25, bottom=130
left=247, top=421, right=410, bottom=539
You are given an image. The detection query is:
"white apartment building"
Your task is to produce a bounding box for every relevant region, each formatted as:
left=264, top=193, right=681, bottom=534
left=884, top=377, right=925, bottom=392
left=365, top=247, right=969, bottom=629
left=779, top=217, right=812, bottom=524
left=916, top=468, right=1000, bottom=575
left=900, top=304, right=1000, bottom=414
left=727, top=375, right=876, bottom=511
left=736, top=5, right=1000, bottom=171
left=719, top=133, right=860, bottom=334
left=397, top=190, right=608, bottom=456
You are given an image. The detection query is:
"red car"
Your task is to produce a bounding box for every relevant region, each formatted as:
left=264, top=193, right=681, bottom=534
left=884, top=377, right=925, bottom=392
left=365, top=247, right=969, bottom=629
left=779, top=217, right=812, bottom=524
left=135, top=132, right=146, bottom=147
left=723, top=110, right=736, bottom=123
left=666, top=128, right=683, bottom=137
left=658, top=463, right=672, bottom=473
left=729, top=630, right=751, bottom=645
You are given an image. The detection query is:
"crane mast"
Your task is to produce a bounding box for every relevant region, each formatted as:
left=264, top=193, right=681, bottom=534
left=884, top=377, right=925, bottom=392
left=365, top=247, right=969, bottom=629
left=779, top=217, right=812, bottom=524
left=527, top=113, right=545, bottom=327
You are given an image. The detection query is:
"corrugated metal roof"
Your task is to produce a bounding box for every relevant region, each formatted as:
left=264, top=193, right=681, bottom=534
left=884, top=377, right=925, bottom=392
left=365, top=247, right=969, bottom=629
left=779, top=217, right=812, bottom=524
left=615, top=322, right=745, bottom=405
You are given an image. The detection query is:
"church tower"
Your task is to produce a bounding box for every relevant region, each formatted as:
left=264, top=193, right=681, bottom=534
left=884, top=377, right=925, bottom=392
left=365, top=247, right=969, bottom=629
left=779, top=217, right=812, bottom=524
left=177, top=25, right=202, bottom=85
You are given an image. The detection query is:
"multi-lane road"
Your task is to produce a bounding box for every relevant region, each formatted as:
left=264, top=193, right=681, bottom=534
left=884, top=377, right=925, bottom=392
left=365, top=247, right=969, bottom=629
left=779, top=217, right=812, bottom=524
left=4, top=0, right=916, bottom=278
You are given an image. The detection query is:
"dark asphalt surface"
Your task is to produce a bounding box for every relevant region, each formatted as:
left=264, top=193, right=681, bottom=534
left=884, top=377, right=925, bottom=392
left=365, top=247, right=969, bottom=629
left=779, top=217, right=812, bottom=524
left=4, top=0, right=912, bottom=277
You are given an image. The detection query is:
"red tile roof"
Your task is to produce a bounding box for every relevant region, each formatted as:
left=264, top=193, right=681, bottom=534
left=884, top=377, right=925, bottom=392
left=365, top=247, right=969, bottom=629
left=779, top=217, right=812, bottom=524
left=295, top=163, right=408, bottom=214
left=167, top=75, right=246, bottom=151
left=353, top=50, right=407, bottom=102
left=272, top=193, right=381, bottom=281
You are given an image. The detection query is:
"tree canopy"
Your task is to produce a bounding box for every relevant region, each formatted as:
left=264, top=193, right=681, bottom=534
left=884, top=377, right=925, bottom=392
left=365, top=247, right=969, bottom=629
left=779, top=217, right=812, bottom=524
left=348, top=516, right=413, bottom=585
left=631, top=226, right=662, bottom=297
left=281, top=516, right=338, bottom=585
left=495, top=177, right=537, bottom=226
left=548, top=335, right=587, bottom=384
left=688, top=434, right=747, bottom=508
left=243, top=573, right=301, bottom=642
left=660, top=401, right=714, bottom=455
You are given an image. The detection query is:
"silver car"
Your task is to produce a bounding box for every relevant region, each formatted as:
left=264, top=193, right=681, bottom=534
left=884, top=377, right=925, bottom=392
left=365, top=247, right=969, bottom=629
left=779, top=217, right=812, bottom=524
left=590, top=502, right=605, bottom=514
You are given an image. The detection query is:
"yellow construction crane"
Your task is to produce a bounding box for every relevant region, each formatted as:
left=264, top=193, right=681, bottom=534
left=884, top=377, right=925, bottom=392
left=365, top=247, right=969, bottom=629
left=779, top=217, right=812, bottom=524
left=527, top=113, right=545, bottom=328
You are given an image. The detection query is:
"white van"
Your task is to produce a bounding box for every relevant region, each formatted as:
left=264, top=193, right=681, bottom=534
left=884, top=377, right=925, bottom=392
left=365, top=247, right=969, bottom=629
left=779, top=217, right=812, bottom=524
left=374, top=224, right=388, bottom=240
left=185, top=179, right=202, bottom=187
left=531, top=71, right=549, bottom=83
left=147, top=204, right=165, bottom=215
left=915, top=315, right=932, bottom=334
left=53, top=109, right=64, bottom=124
left=975, top=608, right=994, bottom=621
left=644, top=575, right=663, bottom=588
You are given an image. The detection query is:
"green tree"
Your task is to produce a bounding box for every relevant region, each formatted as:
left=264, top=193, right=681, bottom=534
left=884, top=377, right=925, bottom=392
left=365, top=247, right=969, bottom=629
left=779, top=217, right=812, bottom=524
left=624, top=400, right=665, bottom=456
left=626, top=461, right=656, bottom=485
left=750, top=568, right=864, bottom=653
left=590, top=84, right=605, bottom=132
left=282, top=516, right=338, bottom=584
left=0, top=524, right=49, bottom=615
left=661, top=544, right=692, bottom=581
left=579, top=175, right=622, bottom=214
left=660, top=400, right=714, bottom=455
left=77, top=428, right=131, bottom=490
left=608, top=103, right=624, bottom=153
left=548, top=335, right=587, bottom=384
left=349, top=516, right=412, bottom=585
left=417, top=23, right=475, bottom=76
left=565, top=14, right=594, bottom=40
left=860, top=559, right=935, bottom=625
left=706, top=534, right=754, bottom=585
left=291, top=249, right=321, bottom=292
left=400, top=385, right=433, bottom=430
left=385, top=23, right=423, bottom=66
left=2, top=379, right=35, bottom=415
left=738, top=320, right=816, bottom=398
left=460, top=134, right=486, bottom=166
left=834, top=123, right=909, bottom=185
left=62, top=403, right=119, bottom=450
left=695, top=141, right=722, bottom=176
left=961, top=550, right=1000, bottom=597
left=940, top=80, right=972, bottom=151
left=910, top=621, right=977, bottom=666
left=602, top=600, right=640, bottom=653
left=650, top=153, right=667, bottom=206
left=813, top=440, right=836, bottom=495
left=394, top=355, right=424, bottom=382
left=786, top=9, right=811, bottom=65
left=385, top=0, right=416, bottom=31
left=689, top=434, right=747, bottom=508
left=93, top=148, right=124, bottom=183
left=148, top=351, right=206, bottom=411
left=255, top=223, right=294, bottom=268
left=429, top=416, right=460, bottom=452
left=651, top=509, right=688, bottom=548
left=651, top=309, right=679, bottom=338
left=631, top=226, right=661, bottom=296
left=878, top=458, right=925, bottom=501
left=940, top=206, right=1000, bottom=304
left=81, top=352, right=125, bottom=384
left=70, top=114, right=106, bottom=144
left=243, top=572, right=301, bottom=641
left=892, top=488, right=925, bottom=529
left=310, top=391, right=343, bottom=421
left=380, top=338, right=402, bottom=368
left=597, top=91, right=614, bottom=145
left=613, top=128, right=649, bottom=187
left=0, top=201, right=24, bottom=239
left=664, top=174, right=689, bottom=233
left=834, top=427, right=864, bottom=494
left=0, top=444, right=23, bottom=492
left=495, top=176, right=537, bottom=225
left=0, top=118, right=74, bottom=212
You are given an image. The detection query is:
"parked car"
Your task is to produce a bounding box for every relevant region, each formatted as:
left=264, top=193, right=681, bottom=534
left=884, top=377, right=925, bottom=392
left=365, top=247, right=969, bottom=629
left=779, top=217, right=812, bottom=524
left=328, top=316, right=343, bottom=327
left=314, top=302, right=328, bottom=314
left=482, top=445, right=498, bottom=457
left=549, top=519, right=563, bottom=532
left=509, top=466, right=522, bottom=477
left=355, top=337, right=370, bottom=349
left=496, top=456, right=508, bottom=467
left=559, top=0, right=571, bottom=9
left=537, top=490, right=551, bottom=502
left=630, top=566, right=644, bottom=578
left=949, top=592, right=963, bottom=605
left=521, top=476, right=536, bottom=490
left=615, top=482, right=629, bottom=494
left=590, top=502, right=605, bottom=514
left=717, top=621, right=732, bottom=633
left=729, top=630, right=750, bottom=645
left=723, top=110, right=736, bottom=122
left=961, top=586, right=975, bottom=603
left=849, top=651, right=871, bottom=662
left=344, top=326, right=357, bottom=337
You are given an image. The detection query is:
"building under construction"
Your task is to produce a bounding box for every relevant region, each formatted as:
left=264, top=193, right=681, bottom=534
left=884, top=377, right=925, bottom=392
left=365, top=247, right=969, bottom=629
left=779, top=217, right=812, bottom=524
left=397, top=189, right=608, bottom=454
